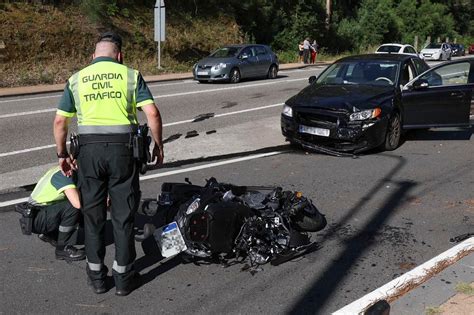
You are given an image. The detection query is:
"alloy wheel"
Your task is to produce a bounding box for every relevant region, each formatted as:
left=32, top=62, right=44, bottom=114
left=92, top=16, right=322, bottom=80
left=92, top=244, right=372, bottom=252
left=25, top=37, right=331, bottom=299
left=230, top=68, right=240, bottom=83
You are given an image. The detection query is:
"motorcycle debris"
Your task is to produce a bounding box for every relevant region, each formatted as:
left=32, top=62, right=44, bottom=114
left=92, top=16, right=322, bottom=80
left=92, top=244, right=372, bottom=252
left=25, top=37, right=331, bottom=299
left=193, top=113, right=214, bottom=122
left=185, top=130, right=199, bottom=138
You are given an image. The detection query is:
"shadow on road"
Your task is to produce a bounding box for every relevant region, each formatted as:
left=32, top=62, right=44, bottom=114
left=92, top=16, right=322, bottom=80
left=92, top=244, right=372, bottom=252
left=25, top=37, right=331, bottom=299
left=404, top=126, right=473, bottom=141
left=287, top=154, right=411, bottom=314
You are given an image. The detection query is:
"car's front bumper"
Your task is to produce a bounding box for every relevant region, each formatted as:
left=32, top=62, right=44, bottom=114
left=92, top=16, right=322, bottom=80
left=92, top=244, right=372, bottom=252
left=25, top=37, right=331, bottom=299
left=281, top=114, right=388, bottom=154
left=193, top=67, right=231, bottom=82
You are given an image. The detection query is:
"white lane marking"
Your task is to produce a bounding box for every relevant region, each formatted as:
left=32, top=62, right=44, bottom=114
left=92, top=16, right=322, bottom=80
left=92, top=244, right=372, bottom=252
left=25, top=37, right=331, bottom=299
left=153, top=78, right=306, bottom=99
left=333, top=237, right=474, bottom=315
left=148, top=80, right=195, bottom=87
left=0, top=197, right=29, bottom=207
left=0, top=76, right=307, bottom=107
left=0, top=94, right=61, bottom=104
left=140, top=151, right=283, bottom=181
left=165, top=103, right=283, bottom=126
left=0, top=103, right=283, bottom=157
left=0, top=108, right=56, bottom=119
left=0, top=150, right=284, bottom=208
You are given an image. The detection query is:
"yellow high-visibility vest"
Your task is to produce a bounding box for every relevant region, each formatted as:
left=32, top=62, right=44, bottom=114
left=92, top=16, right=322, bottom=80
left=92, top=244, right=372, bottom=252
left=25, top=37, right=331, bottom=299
left=66, top=60, right=139, bottom=134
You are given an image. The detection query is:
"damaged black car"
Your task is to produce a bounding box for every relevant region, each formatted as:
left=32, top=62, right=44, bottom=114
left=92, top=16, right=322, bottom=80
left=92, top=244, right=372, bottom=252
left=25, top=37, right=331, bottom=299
left=281, top=54, right=473, bottom=155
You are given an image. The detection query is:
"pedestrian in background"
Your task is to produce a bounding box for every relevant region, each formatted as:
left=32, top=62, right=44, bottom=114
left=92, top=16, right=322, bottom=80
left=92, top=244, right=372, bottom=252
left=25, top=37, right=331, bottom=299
left=53, top=31, right=164, bottom=296
left=303, top=38, right=311, bottom=64
left=298, top=41, right=304, bottom=63
left=310, top=40, right=318, bottom=64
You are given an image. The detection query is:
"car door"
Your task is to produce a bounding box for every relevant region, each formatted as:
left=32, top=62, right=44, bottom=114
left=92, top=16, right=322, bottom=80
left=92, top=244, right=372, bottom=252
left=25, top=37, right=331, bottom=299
left=401, top=60, right=472, bottom=128
left=238, top=46, right=258, bottom=78
left=255, top=45, right=271, bottom=76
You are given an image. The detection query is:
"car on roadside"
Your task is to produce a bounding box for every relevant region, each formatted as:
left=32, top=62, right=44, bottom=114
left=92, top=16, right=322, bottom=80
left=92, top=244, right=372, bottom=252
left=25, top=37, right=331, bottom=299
left=450, top=43, right=465, bottom=56
left=375, top=43, right=420, bottom=57
left=420, top=43, right=452, bottom=61
left=469, top=43, right=474, bottom=54
left=281, top=54, right=473, bottom=155
left=193, top=44, right=279, bottom=84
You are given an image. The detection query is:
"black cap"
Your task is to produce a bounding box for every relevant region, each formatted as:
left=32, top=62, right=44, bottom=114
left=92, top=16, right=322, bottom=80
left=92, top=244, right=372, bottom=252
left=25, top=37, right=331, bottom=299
left=98, top=31, right=122, bottom=51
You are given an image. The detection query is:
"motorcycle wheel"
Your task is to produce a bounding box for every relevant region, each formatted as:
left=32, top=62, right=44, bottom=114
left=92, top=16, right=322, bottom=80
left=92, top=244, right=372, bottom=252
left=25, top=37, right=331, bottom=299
left=292, top=211, right=327, bottom=232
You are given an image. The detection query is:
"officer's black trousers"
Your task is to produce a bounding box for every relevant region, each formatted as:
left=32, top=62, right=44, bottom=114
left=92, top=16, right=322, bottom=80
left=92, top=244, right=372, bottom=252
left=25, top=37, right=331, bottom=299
left=33, top=200, right=79, bottom=248
left=78, top=142, right=140, bottom=285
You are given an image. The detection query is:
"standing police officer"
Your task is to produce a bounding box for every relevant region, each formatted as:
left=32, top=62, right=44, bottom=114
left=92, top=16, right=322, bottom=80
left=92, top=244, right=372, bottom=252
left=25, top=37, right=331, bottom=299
left=53, top=32, right=164, bottom=296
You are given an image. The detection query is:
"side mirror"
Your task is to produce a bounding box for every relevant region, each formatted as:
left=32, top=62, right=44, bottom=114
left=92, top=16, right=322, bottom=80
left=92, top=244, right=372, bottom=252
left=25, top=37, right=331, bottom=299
left=308, top=76, right=317, bottom=84
left=240, top=54, right=248, bottom=60
left=412, top=78, right=429, bottom=90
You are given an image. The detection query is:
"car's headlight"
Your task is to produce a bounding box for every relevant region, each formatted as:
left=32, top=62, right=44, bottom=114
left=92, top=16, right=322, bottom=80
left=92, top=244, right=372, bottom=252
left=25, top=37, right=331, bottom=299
left=349, top=108, right=381, bottom=121
left=282, top=104, right=293, bottom=117
left=186, top=198, right=200, bottom=215
left=212, top=63, right=227, bottom=70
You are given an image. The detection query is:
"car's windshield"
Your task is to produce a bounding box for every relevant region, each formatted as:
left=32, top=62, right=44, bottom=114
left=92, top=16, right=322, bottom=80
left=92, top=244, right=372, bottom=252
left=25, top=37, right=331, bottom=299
left=316, top=60, right=399, bottom=86
left=426, top=43, right=442, bottom=49
left=377, top=45, right=401, bottom=53
left=210, top=47, right=241, bottom=58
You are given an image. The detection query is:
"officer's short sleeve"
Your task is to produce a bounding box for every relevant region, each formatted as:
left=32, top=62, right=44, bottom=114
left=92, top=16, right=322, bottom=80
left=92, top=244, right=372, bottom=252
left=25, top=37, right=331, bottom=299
left=51, top=170, right=76, bottom=193
left=136, top=73, right=154, bottom=108
left=57, top=81, right=76, bottom=118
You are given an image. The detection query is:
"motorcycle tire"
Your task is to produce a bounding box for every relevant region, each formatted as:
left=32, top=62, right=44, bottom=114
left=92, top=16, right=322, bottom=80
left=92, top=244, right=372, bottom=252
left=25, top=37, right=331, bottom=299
left=292, top=211, right=327, bottom=232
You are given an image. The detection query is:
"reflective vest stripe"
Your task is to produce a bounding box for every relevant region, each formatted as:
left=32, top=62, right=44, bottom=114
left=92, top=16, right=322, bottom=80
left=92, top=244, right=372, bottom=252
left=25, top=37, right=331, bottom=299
left=112, top=260, right=133, bottom=273
left=78, top=124, right=137, bottom=134
left=87, top=261, right=102, bottom=271
left=126, top=68, right=136, bottom=123
left=69, top=73, right=82, bottom=124
left=59, top=225, right=77, bottom=233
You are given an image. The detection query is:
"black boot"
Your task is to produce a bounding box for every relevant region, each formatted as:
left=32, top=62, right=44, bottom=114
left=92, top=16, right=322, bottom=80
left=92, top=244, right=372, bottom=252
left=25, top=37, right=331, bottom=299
left=38, top=233, right=57, bottom=247
left=55, top=245, right=86, bottom=261
left=114, top=269, right=141, bottom=296
left=87, top=265, right=109, bottom=294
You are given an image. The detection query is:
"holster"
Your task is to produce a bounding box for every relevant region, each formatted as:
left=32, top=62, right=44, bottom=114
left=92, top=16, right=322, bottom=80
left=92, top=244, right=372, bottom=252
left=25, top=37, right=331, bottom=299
left=133, top=124, right=151, bottom=174
left=15, top=202, right=38, bottom=235
left=70, top=133, right=80, bottom=159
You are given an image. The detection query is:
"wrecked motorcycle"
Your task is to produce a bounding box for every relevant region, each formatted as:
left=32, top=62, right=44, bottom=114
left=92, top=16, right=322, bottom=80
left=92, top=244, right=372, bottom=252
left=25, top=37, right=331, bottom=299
left=135, top=178, right=327, bottom=267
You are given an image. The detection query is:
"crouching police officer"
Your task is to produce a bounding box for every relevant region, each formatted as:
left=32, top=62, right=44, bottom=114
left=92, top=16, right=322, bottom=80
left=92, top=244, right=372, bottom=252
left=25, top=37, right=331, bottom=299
left=15, top=166, right=85, bottom=261
left=53, top=32, right=164, bottom=296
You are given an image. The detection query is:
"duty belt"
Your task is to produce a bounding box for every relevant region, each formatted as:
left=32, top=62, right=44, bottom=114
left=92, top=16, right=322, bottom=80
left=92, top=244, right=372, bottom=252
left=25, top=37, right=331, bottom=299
left=78, top=133, right=132, bottom=144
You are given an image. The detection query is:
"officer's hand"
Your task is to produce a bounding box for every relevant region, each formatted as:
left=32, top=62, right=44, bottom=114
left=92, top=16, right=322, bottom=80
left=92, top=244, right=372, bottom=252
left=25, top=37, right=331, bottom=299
left=59, top=156, right=77, bottom=177
left=150, top=144, right=164, bottom=167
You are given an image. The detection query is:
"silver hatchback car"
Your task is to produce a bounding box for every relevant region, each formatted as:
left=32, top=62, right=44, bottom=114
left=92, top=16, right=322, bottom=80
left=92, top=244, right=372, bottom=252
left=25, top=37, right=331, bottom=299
left=193, top=44, right=279, bottom=83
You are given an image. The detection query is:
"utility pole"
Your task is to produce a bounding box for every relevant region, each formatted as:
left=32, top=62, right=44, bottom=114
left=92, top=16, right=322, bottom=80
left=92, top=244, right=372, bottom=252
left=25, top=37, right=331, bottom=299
left=326, top=0, right=332, bottom=28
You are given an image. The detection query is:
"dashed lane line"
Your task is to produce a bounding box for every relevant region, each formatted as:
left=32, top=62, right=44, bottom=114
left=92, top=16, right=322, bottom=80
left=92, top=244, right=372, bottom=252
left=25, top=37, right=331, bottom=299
left=0, top=102, right=283, bottom=157
left=0, top=150, right=284, bottom=208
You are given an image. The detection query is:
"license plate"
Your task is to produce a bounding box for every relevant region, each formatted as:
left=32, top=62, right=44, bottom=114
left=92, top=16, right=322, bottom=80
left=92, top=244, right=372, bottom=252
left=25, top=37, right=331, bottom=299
left=197, top=71, right=209, bottom=76
left=154, top=221, right=187, bottom=258
left=299, top=125, right=330, bottom=137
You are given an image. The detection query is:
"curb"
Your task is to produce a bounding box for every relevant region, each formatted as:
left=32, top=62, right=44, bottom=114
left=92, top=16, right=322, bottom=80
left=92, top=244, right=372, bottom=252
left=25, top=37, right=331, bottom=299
left=333, top=237, right=474, bottom=314
left=0, top=62, right=329, bottom=98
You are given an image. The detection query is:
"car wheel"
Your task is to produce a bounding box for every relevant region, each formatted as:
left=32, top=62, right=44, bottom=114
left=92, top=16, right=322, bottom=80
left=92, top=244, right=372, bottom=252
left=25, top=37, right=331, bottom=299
left=267, top=64, right=278, bottom=79
left=198, top=80, right=207, bottom=84
left=229, top=68, right=241, bottom=83
left=383, top=111, right=401, bottom=151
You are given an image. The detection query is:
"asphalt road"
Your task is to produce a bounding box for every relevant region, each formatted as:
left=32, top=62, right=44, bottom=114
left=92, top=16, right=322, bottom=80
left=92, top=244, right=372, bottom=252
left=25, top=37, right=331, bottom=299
left=0, top=61, right=473, bottom=314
